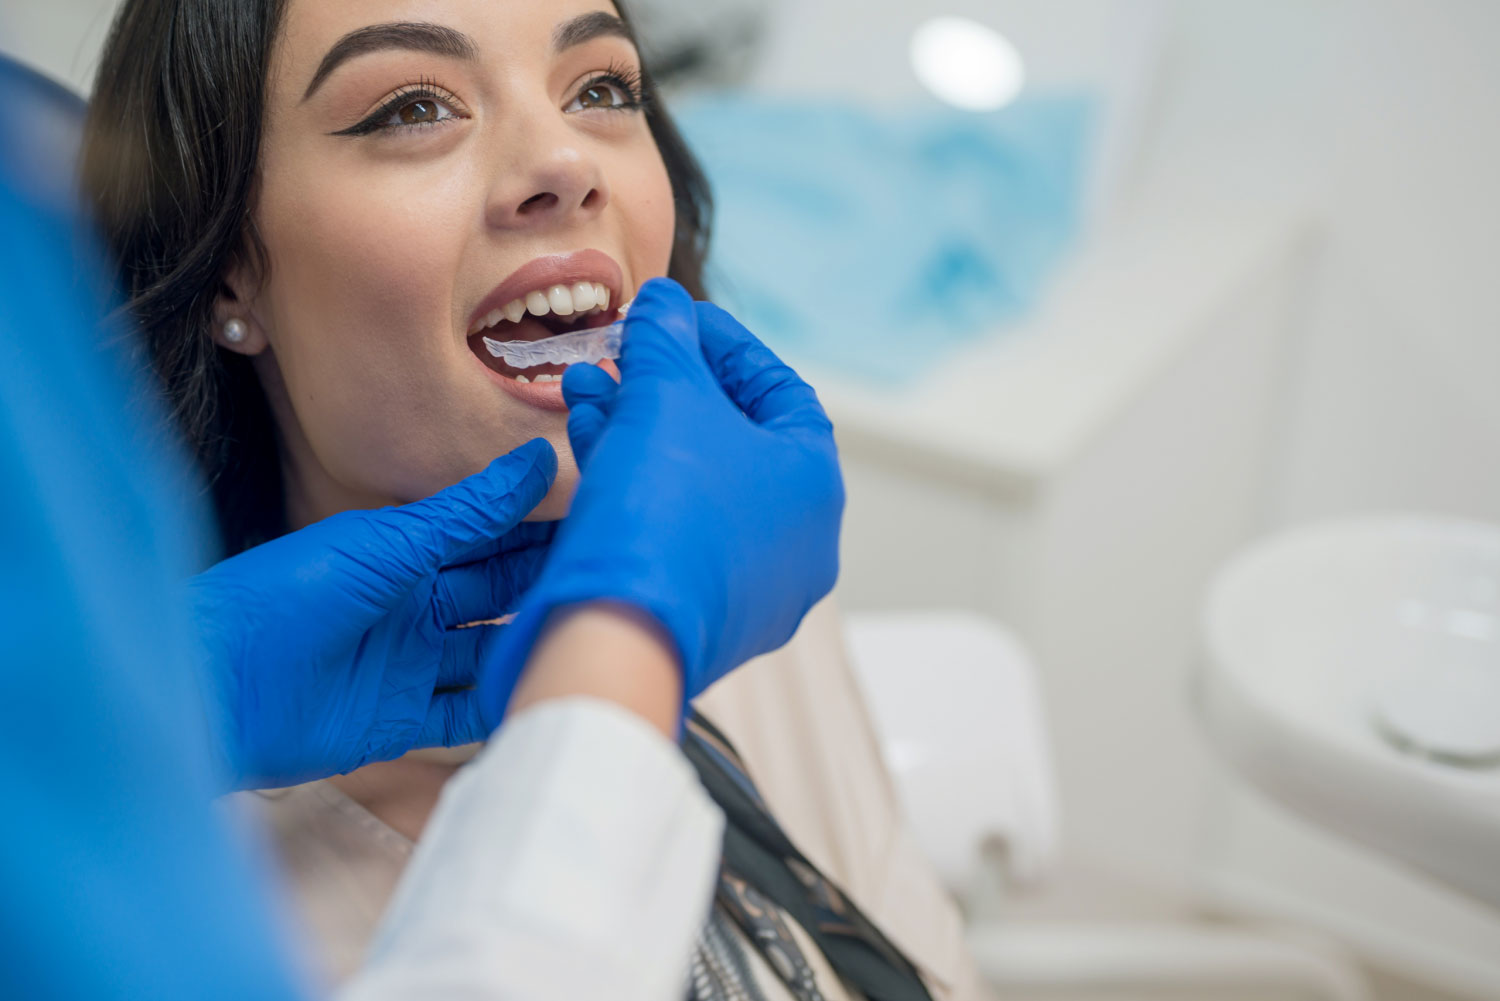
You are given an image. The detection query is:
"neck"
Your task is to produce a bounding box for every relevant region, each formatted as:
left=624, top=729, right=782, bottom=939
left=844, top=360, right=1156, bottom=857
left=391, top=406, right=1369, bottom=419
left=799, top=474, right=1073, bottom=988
left=253, top=349, right=389, bottom=531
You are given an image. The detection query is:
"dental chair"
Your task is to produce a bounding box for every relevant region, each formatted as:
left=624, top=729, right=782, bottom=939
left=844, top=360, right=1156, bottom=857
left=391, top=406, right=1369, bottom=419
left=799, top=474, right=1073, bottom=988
left=843, top=609, right=1370, bottom=1001
left=0, top=52, right=89, bottom=216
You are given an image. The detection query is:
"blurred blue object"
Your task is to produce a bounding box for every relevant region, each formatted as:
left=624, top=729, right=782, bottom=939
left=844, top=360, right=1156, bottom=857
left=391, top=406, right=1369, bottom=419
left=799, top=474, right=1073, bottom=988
left=0, top=56, right=307, bottom=1001
left=0, top=54, right=87, bottom=215
left=677, top=95, right=1094, bottom=381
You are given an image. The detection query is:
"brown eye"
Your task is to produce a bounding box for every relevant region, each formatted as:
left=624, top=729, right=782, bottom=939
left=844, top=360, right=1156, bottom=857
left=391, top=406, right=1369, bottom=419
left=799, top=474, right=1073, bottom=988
left=333, top=88, right=465, bottom=136
left=398, top=100, right=440, bottom=124
left=375, top=94, right=459, bottom=130
left=577, top=85, right=619, bottom=109
left=566, top=79, right=638, bottom=114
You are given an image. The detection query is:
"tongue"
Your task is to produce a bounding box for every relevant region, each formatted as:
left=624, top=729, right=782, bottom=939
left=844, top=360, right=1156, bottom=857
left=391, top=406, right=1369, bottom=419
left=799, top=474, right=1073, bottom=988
left=489, top=315, right=556, bottom=344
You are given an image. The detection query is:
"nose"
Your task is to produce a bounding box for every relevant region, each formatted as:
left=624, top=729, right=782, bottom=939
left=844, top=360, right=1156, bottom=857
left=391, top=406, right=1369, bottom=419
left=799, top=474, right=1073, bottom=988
left=483, top=113, right=610, bottom=232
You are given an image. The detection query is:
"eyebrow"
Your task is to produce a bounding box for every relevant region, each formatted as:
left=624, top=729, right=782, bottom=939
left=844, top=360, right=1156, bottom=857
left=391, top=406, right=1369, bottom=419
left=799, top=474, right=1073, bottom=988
left=303, top=12, right=638, bottom=104
left=552, top=11, right=636, bottom=51
left=303, top=22, right=477, bottom=101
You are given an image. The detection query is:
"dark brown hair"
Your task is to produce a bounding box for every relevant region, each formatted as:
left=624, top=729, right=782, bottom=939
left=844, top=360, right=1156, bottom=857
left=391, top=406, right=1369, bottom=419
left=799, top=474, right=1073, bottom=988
left=81, top=0, right=712, bottom=555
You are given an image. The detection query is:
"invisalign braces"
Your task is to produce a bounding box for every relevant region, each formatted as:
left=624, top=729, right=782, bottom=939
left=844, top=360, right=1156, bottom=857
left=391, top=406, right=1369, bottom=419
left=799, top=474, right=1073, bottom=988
left=483, top=321, right=622, bottom=368
left=482, top=299, right=632, bottom=369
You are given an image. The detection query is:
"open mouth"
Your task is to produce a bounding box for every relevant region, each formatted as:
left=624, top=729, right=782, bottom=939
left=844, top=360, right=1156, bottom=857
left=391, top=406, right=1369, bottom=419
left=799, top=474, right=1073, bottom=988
left=467, top=281, right=620, bottom=383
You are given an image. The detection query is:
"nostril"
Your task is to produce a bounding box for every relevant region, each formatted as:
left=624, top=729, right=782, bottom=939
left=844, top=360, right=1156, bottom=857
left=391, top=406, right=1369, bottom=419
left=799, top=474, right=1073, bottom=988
left=580, top=189, right=603, bottom=211
left=518, top=192, right=558, bottom=215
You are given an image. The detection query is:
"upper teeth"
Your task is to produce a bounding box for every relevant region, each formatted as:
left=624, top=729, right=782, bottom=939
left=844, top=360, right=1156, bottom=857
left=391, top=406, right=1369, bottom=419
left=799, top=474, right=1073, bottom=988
left=471, top=282, right=612, bottom=334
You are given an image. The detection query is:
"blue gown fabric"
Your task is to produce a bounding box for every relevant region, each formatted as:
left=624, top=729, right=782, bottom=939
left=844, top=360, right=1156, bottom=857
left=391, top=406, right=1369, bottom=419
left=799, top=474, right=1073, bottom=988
left=0, top=105, right=307, bottom=1000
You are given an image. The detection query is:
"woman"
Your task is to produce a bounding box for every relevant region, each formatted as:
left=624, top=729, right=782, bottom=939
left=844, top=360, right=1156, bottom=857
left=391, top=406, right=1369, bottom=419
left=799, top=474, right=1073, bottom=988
left=82, top=1, right=991, bottom=998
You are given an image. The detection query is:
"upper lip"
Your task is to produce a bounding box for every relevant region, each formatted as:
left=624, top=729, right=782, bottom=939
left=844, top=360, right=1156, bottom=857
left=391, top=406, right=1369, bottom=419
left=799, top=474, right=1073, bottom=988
left=467, top=249, right=625, bottom=334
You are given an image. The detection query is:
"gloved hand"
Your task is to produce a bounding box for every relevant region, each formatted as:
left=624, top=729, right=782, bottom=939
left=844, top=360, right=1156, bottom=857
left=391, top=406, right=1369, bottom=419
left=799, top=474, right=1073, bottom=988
left=188, top=439, right=557, bottom=790
left=479, top=279, right=844, bottom=725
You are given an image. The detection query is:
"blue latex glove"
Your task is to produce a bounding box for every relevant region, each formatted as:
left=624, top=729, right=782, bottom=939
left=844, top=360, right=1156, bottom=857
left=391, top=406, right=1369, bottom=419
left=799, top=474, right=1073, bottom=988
left=479, top=279, right=844, bottom=724
left=189, top=439, right=557, bottom=789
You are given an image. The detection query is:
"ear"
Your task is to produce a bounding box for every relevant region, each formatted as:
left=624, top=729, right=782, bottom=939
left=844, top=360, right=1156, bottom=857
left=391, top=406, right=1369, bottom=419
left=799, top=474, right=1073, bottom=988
left=211, top=257, right=270, bottom=356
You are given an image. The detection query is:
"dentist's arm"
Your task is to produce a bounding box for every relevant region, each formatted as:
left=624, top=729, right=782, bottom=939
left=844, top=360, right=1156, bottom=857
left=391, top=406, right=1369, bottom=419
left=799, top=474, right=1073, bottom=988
left=339, top=609, right=716, bottom=1001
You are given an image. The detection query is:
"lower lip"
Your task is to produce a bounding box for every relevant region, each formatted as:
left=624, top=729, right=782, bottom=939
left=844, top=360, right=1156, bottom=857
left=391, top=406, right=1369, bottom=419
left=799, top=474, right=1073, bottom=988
left=474, top=354, right=621, bottom=412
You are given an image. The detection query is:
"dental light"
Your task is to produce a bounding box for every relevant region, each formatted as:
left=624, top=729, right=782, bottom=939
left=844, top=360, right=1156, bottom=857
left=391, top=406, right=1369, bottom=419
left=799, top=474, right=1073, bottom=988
left=910, top=16, right=1026, bottom=112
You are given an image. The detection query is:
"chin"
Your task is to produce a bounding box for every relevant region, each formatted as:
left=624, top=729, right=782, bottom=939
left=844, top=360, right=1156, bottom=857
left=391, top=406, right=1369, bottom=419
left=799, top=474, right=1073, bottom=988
left=525, top=462, right=580, bottom=521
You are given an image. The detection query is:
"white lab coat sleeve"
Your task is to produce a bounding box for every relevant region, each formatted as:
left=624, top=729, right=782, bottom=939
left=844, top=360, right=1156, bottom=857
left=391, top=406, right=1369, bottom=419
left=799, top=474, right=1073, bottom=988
left=335, top=697, right=721, bottom=1001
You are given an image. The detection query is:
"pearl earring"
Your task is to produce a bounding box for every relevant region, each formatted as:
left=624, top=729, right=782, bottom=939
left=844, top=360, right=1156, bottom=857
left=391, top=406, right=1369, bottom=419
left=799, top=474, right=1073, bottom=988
left=222, top=318, right=248, bottom=345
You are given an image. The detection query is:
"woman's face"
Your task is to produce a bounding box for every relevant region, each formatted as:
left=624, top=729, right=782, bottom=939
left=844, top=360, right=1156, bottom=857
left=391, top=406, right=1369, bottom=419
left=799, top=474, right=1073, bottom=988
left=224, top=0, right=675, bottom=523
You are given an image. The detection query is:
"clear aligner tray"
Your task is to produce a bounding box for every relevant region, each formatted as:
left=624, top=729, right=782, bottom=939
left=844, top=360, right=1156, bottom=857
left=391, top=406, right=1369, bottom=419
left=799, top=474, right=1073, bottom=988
left=483, top=318, right=625, bottom=369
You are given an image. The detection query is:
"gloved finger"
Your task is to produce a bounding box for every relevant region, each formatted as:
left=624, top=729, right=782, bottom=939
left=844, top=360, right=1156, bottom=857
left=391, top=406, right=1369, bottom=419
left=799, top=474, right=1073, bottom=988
left=446, top=519, right=556, bottom=569
left=436, top=623, right=496, bottom=688
left=369, top=438, right=558, bottom=580
left=695, top=302, right=832, bottom=434
left=434, top=545, right=550, bottom=628
left=566, top=402, right=610, bottom=469
left=561, top=361, right=619, bottom=410
left=414, top=689, right=489, bottom=748
left=616, top=277, right=704, bottom=380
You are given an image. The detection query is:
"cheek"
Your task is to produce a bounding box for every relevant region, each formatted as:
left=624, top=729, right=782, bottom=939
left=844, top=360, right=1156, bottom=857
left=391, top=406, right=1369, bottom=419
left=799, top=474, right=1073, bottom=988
left=260, top=166, right=468, bottom=353
left=617, top=142, right=678, bottom=281
left=251, top=156, right=481, bottom=492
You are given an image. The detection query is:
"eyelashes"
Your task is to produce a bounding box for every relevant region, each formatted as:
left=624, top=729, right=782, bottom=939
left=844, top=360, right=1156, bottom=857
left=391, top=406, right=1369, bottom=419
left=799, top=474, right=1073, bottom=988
left=332, top=78, right=465, bottom=137
left=331, top=63, right=650, bottom=139
left=583, top=60, right=648, bottom=111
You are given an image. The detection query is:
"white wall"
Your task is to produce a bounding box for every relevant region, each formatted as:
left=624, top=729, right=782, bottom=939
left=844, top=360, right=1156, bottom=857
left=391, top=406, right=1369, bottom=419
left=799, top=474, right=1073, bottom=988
left=1138, top=0, right=1500, bottom=527
left=1275, top=0, right=1500, bottom=525
left=0, top=0, right=118, bottom=93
